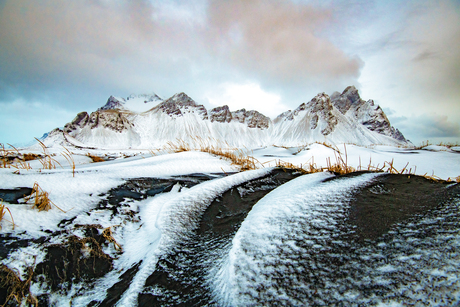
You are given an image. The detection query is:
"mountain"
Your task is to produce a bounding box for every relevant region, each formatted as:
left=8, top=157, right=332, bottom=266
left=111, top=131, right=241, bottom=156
left=44, top=86, right=411, bottom=149
left=99, top=93, right=163, bottom=113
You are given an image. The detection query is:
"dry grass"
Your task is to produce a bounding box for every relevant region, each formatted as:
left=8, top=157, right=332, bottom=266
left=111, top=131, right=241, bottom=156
left=0, top=199, right=15, bottom=230
left=0, top=264, right=37, bottom=306
left=87, top=153, right=105, bottom=163
left=437, top=142, right=460, bottom=148
left=34, top=138, right=61, bottom=170
left=7, top=144, right=32, bottom=173
left=102, top=226, right=122, bottom=252
left=61, top=147, right=76, bottom=177
left=0, top=143, right=12, bottom=168
left=414, top=140, right=460, bottom=150
left=24, top=182, right=65, bottom=212
left=163, top=138, right=261, bottom=171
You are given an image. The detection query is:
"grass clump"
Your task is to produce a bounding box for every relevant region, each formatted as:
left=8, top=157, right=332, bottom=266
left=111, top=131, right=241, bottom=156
left=34, top=138, right=61, bottom=170
left=8, top=144, right=33, bottom=174
left=24, top=182, right=65, bottom=212
left=0, top=264, right=37, bottom=306
left=0, top=143, right=14, bottom=169
left=86, top=153, right=105, bottom=163
left=61, top=147, right=76, bottom=177
left=0, top=199, right=15, bottom=230
left=163, top=138, right=260, bottom=171
left=102, top=226, right=123, bottom=252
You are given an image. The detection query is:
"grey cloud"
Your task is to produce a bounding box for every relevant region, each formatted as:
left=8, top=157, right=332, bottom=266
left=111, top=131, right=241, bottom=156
left=412, top=50, right=441, bottom=62
left=396, top=114, right=460, bottom=144
left=206, top=0, right=363, bottom=90
left=0, top=0, right=364, bottom=116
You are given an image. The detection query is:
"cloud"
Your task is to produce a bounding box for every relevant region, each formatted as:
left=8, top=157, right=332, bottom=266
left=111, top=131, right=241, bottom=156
left=359, top=0, right=460, bottom=116
left=394, top=113, right=460, bottom=144
left=206, top=0, right=363, bottom=91
left=0, top=0, right=368, bottom=144
left=204, top=82, right=288, bottom=117
left=0, top=0, right=362, bottom=103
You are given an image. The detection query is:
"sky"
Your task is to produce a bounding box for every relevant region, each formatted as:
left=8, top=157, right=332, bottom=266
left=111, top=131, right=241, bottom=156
left=0, top=0, right=459, bottom=146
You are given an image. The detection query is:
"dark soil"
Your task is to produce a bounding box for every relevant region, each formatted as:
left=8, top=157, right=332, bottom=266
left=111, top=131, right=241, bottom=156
left=347, top=173, right=460, bottom=241
left=33, top=225, right=113, bottom=305
left=0, top=188, right=33, bottom=204
left=95, top=174, right=223, bottom=217
left=1, top=170, right=459, bottom=306
left=138, top=168, right=302, bottom=306
left=96, top=260, right=143, bottom=307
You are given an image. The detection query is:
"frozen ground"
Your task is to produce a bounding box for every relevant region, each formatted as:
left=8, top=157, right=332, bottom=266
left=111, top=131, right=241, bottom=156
left=0, top=143, right=459, bottom=306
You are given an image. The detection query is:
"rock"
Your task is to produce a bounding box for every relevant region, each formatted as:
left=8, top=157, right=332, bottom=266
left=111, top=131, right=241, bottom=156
left=231, top=109, right=271, bottom=129
left=210, top=105, right=232, bottom=123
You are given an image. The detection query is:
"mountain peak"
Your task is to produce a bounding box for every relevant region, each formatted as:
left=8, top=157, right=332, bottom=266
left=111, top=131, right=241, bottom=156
left=155, top=92, right=208, bottom=119
left=99, top=93, right=162, bottom=113
left=166, top=92, right=197, bottom=106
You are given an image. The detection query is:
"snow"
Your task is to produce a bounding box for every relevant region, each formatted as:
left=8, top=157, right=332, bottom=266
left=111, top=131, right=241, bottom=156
left=0, top=143, right=459, bottom=305
left=0, top=151, right=240, bottom=236
left=113, top=94, right=162, bottom=113
left=251, top=143, right=460, bottom=180
left=210, top=172, right=381, bottom=306
left=210, top=171, right=460, bottom=306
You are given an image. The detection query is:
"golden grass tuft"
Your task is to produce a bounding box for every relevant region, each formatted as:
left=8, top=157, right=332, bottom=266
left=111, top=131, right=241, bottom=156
left=8, top=144, right=33, bottom=173
left=0, top=143, right=9, bottom=168
left=34, top=138, right=61, bottom=170
left=0, top=199, right=15, bottom=230
left=275, top=160, right=309, bottom=174
left=86, top=153, right=105, bottom=163
left=0, top=264, right=37, bottom=306
left=163, top=137, right=261, bottom=171
left=446, top=176, right=460, bottom=183
left=102, top=226, right=123, bottom=252
left=61, top=147, right=76, bottom=177
left=24, top=182, right=65, bottom=212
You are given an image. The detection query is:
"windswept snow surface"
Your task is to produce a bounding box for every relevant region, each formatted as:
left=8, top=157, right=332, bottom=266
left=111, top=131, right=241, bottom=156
left=0, top=145, right=459, bottom=306
left=112, top=168, right=272, bottom=307
left=0, top=151, right=239, bottom=237
left=211, top=172, right=460, bottom=306
left=211, top=172, right=379, bottom=305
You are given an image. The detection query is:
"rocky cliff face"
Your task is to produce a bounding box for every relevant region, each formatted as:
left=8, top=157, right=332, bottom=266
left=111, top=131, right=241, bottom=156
left=65, top=110, right=132, bottom=134
left=154, top=93, right=208, bottom=120
left=209, top=106, right=270, bottom=129
left=210, top=105, right=232, bottom=123
left=231, top=109, right=270, bottom=129
left=330, top=86, right=407, bottom=142
left=273, top=93, right=338, bottom=137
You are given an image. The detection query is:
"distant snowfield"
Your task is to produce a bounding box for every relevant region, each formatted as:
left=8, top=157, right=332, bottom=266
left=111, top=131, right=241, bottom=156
left=0, top=143, right=459, bottom=306
left=252, top=143, right=460, bottom=180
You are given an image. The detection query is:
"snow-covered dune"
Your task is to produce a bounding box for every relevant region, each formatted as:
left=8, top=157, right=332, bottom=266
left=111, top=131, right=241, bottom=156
left=0, top=147, right=459, bottom=305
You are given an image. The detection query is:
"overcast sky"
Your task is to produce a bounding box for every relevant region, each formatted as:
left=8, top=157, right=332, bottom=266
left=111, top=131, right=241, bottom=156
left=1, top=0, right=459, bottom=146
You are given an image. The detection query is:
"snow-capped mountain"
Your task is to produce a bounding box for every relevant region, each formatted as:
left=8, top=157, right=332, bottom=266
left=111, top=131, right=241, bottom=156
left=99, top=93, right=163, bottom=113
left=46, top=86, right=410, bottom=149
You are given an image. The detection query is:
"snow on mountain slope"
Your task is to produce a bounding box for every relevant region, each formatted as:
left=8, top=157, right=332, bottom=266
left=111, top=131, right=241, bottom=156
left=45, top=87, right=411, bottom=149
left=271, top=92, right=402, bottom=146
left=99, top=93, right=163, bottom=113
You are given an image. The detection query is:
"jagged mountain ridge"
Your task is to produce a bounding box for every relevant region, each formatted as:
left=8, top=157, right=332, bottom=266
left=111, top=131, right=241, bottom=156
left=47, top=86, right=410, bottom=148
